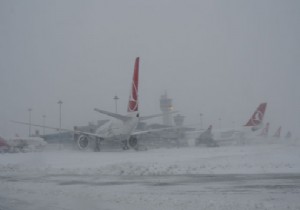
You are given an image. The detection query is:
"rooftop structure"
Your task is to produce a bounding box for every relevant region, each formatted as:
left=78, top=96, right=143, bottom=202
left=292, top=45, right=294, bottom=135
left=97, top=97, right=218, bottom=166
left=160, top=93, right=173, bottom=126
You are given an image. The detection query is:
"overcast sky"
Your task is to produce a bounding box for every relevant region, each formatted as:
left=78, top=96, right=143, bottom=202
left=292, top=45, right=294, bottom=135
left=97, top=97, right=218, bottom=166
left=1, top=0, right=299, bottom=138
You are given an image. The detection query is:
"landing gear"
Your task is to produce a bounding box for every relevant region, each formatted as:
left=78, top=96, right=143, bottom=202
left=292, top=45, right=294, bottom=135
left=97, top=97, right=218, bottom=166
left=128, top=136, right=138, bottom=149
left=207, top=140, right=219, bottom=147
left=94, top=138, right=101, bottom=152
left=195, top=137, right=219, bottom=147
left=93, top=138, right=104, bottom=152
left=121, top=137, right=139, bottom=150
left=122, top=140, right=130, bottom=150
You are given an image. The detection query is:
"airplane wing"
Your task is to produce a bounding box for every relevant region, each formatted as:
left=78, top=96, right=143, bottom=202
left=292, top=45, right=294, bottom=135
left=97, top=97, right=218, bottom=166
left=131, top=126, right=182, bottom=136
left=11, top=120, right=102, bottom=138
left=139, top=111, right=179, bottom=121
left=94, top=108, right=131, bottom=122
left=185, top=129, right=207, bottom=134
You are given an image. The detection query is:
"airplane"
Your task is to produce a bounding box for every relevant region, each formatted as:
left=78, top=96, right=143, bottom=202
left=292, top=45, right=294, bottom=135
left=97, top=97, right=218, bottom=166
left=13, top=57, right=176, bottom=152
left=258, top=122, right=269, bottom=137
left=272, top=126, right=282, bottom=138
left=195, top=103, right=267, bottom=146
left=244, top=102, right=267, bottom=131
left=285, top=131, right=292, bottom=139
left=0, top=136, right=10, bottom=153
left=194, top=125, right=218, bottom=147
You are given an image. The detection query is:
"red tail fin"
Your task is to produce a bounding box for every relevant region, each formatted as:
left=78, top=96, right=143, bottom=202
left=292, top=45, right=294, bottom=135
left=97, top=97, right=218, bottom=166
left=127, top=57, right=139, bottom=112
left=273, top=126, right=281, bottom=138
left=0, top=136, right=9, bottom=147
left=245, top=103, right=267, bottom=126
left=259, top=122, right=269, bottom=137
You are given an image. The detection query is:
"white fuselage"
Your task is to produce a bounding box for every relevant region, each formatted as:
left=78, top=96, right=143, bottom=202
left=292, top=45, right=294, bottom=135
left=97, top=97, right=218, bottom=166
left=95, top=112, right=139, bottom=141
left=213, top=125, right=262, bottom=144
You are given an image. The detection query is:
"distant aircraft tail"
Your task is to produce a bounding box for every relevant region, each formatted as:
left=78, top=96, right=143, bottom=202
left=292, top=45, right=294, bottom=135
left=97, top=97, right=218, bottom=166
left=285, top=131, right=292, bottom=139
left=127, top=57, right=139, bottom=113
left=94, top=57, right=140, bottom=121
left=198, top=125, right=213, bottom=139
left=0, top=136, right=9, bottom=147
left=244, top=103, right=267, bottom=129
left=273, top=126, right=281, bottom=138
left=207, top=125, right=212, bottom=133
left=259, top=122, right=269, bottom=137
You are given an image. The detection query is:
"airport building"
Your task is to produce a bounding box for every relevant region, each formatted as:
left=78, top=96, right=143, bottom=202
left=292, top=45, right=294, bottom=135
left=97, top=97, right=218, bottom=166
left=160, top=92, right=174, bottom=126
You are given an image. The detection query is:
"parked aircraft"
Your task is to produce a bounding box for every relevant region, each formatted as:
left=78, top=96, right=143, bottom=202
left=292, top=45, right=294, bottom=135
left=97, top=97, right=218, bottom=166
left=13, top=57, right=175, bottom=151
left=259, top=122, right=270, bottom=137
left=273, top=126, right=282, bottom=138
left=195, top=125, right=219, bottom=147
left=285, top=131, right=292, bottom=139
left=195, top=103, right=267, bottom=146
left=0, top=136, right=9, bottom=153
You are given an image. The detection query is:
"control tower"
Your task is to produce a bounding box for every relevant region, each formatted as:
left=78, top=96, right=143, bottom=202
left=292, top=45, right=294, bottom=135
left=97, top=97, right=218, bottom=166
left=174, top=114, right=184, bottom=127
left=160, top=93, right=173, bottom=126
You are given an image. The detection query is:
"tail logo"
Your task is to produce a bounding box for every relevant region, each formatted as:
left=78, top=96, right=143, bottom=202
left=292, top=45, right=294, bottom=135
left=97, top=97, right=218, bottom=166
left=245, top=103, right=267, bottom=127
left=251, top=110, right=263, bottom=126
left=128, top=82, right=138, bottom=112
left=127, top=57, right=139, bottom=113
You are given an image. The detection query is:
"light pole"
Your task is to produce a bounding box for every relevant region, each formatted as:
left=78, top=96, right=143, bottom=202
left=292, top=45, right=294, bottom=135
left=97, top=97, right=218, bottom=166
left=58, top=100, right=63, bottom=149
left=200, top=113, right=203, bottom=130
left=113, top=95, right=119, bottom=113
left=42, top=115, right=46, bottom=135
left=28, top=108, right=32, bottom=137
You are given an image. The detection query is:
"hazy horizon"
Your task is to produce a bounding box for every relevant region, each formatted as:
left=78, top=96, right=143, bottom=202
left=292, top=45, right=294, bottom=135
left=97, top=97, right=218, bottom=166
left=1, top=0, right=299, bottom=138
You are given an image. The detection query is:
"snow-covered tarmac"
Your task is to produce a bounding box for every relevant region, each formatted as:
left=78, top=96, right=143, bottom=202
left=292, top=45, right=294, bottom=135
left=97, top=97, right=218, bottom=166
left=1, top=141, right=300, bottom=210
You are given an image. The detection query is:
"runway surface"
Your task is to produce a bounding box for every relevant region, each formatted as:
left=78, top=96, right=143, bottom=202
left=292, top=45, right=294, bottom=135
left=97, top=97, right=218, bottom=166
left=1, top=173, right=300, bottom=210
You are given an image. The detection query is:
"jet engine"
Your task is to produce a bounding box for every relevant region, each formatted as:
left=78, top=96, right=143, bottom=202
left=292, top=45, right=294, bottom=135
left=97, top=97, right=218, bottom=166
left=128, top=136, right=138, bottom=148
left=76, top=135, right=89, bottom=150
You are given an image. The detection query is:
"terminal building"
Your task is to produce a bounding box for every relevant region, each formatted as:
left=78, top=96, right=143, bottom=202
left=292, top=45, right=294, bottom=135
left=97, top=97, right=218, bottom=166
left=160, top=92, right=174, bottom=126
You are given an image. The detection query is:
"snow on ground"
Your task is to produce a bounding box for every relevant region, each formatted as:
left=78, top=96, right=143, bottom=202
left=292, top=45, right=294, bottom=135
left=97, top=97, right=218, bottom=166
left=1, top=141, right=300, bottom=210
left=1, top=142, right=300, bottom=176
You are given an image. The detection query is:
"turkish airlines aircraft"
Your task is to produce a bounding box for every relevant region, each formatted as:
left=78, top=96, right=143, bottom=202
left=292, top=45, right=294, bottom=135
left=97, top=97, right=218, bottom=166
left=0, top=136, right=9, bottom=152
left=75, top=57, right=141, bottom=151
left=215, top=102, right=267, bottom=144
left=13, top=57, right=172, bottom=151
left=195, top=103, right=267, bottom=146
left=72, top=57, right=180, bottom=150
left=272, top=126, right=282, bottom=138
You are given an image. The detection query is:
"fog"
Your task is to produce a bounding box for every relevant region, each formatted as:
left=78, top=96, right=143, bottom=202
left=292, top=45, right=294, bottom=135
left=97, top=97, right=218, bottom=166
left=1, top=0, right=299, bottom=137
